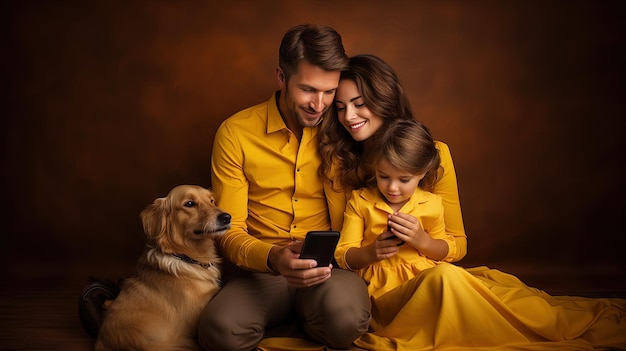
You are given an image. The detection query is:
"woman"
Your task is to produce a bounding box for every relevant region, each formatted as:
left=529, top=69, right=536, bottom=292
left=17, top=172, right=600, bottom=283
left=318, top=54, right=467, bottom=263
left=318, top=55, right=626, bottom=350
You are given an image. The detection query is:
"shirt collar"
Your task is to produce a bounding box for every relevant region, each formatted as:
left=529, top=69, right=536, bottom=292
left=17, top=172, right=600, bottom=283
left=360, top=187, right=431, bottom=213
left=265, top=91, right=321, bottom=140
left=267, top=91, right=288, bottom=134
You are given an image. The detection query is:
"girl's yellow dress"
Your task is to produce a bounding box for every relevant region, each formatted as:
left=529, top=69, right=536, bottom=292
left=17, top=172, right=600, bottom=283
left=335, top=186, right=626, bottom=351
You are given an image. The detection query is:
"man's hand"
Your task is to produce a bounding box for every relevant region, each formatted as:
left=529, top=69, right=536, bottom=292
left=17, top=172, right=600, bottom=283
left=268, top=242, right=332, bottom=288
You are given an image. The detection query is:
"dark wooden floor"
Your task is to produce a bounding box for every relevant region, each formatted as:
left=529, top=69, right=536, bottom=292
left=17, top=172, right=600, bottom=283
left=0, top=261, right=127, bottom=351
left=0, top=283, right=94, bottom=351
left=1, top=261, right=624, bottom=351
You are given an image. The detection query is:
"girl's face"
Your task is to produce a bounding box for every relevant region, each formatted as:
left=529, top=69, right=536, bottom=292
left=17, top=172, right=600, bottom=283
left=334, top=79, right=384, bottom=141
left=375, top=157, right=424, bottom=209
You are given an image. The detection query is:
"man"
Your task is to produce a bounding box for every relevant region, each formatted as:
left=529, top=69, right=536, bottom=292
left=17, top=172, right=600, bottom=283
left=197, top=24, right=371, bottom=350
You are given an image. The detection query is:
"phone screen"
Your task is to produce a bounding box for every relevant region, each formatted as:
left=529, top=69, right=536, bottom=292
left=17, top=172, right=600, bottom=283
left=299, top=231, right=340, bottom=266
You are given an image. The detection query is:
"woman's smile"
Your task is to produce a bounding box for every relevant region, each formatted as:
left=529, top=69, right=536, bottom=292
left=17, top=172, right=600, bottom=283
left=349, top=121, right=367, bottom=130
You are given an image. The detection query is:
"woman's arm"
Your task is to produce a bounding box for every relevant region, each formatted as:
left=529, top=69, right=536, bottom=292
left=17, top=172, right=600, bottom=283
left=434, top=141, right=467, bottom=261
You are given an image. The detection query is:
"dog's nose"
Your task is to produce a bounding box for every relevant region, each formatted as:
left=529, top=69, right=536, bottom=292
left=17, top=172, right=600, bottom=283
left=218, top=213, right=231, bottom=225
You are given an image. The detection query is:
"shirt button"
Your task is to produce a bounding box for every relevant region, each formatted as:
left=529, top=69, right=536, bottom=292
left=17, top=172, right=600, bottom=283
left=294, top=198, right=299, bottom=202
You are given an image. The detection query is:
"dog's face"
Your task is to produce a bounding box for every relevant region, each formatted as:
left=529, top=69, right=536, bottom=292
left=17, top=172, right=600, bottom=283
left=140, top=185, right=231, bottom=254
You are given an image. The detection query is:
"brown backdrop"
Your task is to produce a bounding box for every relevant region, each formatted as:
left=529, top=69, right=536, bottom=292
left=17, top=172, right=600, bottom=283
left=4, top=0, right=626, bottom=292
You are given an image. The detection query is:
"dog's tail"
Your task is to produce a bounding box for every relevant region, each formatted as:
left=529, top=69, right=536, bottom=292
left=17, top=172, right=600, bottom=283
left=77, top=276, right=122, bottom=339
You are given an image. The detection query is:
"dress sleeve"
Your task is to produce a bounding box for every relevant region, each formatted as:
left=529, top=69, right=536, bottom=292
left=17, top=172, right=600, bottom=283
left=211, top=122, right=274, bottom=272
left=434, top=141, right=467, bottom=262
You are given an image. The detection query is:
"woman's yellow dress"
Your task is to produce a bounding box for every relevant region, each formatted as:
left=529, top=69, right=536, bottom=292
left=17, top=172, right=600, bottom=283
left=335, top=187, right=626, bottom=351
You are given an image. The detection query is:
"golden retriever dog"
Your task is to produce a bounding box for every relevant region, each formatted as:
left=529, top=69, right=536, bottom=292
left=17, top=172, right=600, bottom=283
left=94, top=185, right=231, bottom=351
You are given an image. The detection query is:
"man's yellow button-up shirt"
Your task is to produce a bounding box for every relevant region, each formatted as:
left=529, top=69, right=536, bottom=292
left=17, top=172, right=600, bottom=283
left=211, top=92, right=334, bottom=272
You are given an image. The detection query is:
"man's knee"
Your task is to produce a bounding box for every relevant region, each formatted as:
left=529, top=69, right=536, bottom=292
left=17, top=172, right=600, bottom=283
left=197, top=302, right=263, bottom=351
left=317, top=302, right=371, bottom=348
left=299, top=269, right=371, bottom=348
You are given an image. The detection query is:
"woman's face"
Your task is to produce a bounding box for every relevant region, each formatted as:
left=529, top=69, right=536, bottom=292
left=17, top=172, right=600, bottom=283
left=334, top=79, right=384, bottom=141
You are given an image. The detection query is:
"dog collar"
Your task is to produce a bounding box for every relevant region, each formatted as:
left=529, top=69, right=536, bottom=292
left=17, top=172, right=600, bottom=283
left=170, top=253, right=214, bottom=269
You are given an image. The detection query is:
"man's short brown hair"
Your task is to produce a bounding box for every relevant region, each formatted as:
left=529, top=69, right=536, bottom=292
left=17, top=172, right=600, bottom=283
left=279, top=24, right=349, bottom=80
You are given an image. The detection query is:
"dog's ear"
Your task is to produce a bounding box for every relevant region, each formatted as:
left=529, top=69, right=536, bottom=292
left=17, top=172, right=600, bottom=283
left=140, top=197, right=169, bottom=242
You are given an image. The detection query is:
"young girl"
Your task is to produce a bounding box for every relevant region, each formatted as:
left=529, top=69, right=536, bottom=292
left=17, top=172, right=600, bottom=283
left=335, top=118, right=626, bottom=351
left=335, top=118, right=452, bottom=301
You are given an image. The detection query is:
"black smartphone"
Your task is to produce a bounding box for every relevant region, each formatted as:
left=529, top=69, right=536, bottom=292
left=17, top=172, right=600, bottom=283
left=385, top=224, right=405, bottom=246
left=299, top=231, right=340, bottom=266
left=384, top=224, right=394, bottom=239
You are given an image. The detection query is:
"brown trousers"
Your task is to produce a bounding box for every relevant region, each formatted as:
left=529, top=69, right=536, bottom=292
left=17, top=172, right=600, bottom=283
left=197, top=260, right=371, bottom=351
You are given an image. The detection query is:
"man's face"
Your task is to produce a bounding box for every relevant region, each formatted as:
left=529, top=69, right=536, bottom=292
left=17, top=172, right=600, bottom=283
left=278, top=60, right=341, bottom=130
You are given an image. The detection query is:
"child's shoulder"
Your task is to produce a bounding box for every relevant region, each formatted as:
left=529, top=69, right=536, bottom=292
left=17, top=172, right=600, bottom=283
left=414, top=187, right=443, bottom=203
left=349, top=187, right=379, bottom=202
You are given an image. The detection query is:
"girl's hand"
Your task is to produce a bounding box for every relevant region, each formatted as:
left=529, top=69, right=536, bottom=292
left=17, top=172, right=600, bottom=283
left=370, top=227, right=402, bottom=261
left=388, top=212, right=430, bottom=250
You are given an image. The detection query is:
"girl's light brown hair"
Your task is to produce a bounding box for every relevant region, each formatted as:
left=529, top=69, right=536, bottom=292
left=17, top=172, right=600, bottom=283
left=368, top=118, right=441, bottom=192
